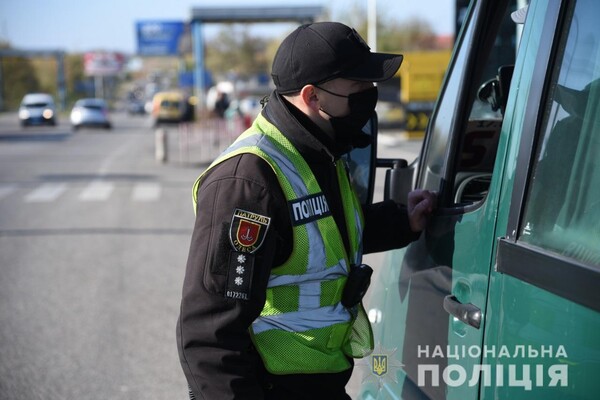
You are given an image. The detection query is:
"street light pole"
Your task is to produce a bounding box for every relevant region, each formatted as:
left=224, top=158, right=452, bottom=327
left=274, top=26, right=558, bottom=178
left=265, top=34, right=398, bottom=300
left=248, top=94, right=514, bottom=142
left=367, top=0, right=377, bottom=52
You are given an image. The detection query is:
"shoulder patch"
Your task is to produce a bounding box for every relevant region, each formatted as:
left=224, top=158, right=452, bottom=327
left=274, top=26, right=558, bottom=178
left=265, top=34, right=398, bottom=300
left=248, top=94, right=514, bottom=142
left=229, top=209, right=271, bottom=253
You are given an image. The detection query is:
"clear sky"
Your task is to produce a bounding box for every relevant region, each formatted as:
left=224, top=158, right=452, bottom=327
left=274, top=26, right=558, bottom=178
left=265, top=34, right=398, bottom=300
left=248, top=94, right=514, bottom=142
left=0, top=0, right=455, bottom=54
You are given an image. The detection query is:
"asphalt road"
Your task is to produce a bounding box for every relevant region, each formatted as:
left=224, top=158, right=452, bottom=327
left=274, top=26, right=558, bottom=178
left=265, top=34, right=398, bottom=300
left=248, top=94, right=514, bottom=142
left=0, top=111, right=421, bottom=400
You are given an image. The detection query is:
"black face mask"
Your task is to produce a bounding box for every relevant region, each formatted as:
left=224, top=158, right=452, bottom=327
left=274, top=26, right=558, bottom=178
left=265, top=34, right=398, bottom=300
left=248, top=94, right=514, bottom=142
left=317, top=86, right=378, bottom=153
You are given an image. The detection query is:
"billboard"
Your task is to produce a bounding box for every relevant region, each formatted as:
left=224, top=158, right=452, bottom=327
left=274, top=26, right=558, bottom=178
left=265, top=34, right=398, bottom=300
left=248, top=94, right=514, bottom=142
left=84, top=52, right=125, bottom=76
left=136, top=21, right=186, bottom=56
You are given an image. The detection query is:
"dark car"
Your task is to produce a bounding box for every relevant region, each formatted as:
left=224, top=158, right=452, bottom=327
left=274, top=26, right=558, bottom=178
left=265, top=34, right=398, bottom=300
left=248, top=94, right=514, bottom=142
left=127, top=100, right=146, bottom=115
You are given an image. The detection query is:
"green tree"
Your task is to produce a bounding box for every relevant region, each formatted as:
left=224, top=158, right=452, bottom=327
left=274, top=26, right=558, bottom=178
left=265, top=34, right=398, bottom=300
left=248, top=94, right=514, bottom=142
left=377, top=19, right=440, bottom=52
left=31, top=57, right=57, bottom=95
left=205, top=24, right=270, bottom=79
left=334, top=1, right=441, bottom=52
left=0, top=42, right=41, bottom=110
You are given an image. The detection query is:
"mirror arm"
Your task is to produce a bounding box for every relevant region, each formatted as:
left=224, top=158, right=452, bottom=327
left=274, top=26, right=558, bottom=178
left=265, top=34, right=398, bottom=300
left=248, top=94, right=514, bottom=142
left=377, top=158, right=408, bottom=169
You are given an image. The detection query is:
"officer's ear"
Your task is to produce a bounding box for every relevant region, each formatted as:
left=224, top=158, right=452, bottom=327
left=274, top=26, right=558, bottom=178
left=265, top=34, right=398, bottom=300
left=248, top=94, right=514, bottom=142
left=300, top=84, right=320, bottom=112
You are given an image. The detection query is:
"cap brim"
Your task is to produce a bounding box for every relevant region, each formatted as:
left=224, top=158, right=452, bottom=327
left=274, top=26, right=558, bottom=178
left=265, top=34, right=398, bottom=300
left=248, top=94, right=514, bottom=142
left=341, top=52, right=403, bottom=82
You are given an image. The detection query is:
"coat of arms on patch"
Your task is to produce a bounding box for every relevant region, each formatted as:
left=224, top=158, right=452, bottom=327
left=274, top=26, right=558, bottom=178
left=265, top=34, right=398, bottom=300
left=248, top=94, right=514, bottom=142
left=229, top=209, right=271, bottom=253
left=372, top=354, right=387, bottom=376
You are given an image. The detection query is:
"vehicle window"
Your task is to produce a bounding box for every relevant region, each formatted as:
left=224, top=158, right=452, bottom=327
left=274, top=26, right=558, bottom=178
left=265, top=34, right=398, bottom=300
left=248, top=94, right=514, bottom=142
left=419, top=0, right=518, bottom=206
left=26, top=102, right=50, bottom=107
left=520, top=0, right=600, bottom=268
left=418, top=6, right=474, bottom=192
left=343, top=116, right=376, bottom=204
left=162, top=100, right=180, bottom=108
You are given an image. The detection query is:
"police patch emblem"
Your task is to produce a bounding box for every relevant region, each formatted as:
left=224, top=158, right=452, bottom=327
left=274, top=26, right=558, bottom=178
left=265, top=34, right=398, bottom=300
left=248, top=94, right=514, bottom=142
left=372, top=354, right=388, bottom=376
left=229, top=209, right=270, bottom=253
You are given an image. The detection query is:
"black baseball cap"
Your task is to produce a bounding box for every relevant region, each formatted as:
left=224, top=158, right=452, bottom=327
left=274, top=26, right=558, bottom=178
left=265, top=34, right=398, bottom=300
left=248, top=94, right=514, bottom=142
left=271, top=22, right=404, bottom=94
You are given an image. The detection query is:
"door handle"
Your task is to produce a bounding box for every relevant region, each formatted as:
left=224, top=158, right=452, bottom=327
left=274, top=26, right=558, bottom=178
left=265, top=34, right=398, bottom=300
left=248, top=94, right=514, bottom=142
left=443, top=295, right=482, bottom=329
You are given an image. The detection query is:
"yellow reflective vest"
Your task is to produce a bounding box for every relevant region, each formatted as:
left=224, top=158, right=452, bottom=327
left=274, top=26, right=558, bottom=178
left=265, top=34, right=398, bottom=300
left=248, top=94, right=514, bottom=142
left=193, top=114, right=373, bottom=374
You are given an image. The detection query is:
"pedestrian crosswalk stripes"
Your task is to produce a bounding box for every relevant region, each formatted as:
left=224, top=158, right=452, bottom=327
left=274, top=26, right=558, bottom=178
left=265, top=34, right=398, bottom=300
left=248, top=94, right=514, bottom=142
left=131, top=183, right=161, bottom=201
left=24, top=183, right=68, bottom=202
left=0, top=182, right=176, bottom=203
left=79, top=181, right=115, bottom=201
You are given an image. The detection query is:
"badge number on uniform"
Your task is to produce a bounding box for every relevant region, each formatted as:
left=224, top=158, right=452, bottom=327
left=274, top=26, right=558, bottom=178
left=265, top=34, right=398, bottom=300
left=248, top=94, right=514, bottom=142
left=229, top=209, right=271, bottom=253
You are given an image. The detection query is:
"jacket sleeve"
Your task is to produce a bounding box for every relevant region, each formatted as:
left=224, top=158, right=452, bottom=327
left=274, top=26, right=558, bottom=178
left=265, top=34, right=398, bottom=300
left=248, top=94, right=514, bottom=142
left=176, top=154, right=288, bottom=400
left=362, top=200, right=421, bottom=254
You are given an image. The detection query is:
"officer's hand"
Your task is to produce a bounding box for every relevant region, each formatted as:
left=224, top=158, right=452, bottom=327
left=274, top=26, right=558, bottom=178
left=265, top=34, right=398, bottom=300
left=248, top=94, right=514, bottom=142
left=407, top=189, right=437, bottom=232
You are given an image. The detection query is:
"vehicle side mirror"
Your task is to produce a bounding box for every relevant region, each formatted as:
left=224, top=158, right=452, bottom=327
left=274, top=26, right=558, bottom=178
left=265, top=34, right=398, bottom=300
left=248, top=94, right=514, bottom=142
left=478, top=65, right=515, bottom=114
left=380, top=158, right=416, bottom=206
left=478, top=78, right=501, bottom=111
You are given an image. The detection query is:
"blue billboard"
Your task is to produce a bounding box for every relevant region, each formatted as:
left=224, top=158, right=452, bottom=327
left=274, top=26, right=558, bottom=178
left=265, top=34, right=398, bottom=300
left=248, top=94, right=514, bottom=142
left=136, top=21, right=185, bottom=56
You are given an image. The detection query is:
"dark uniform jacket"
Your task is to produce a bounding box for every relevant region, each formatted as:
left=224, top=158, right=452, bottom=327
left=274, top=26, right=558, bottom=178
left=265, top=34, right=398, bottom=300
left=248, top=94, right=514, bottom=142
left=177, top=91, right=420, bottom=400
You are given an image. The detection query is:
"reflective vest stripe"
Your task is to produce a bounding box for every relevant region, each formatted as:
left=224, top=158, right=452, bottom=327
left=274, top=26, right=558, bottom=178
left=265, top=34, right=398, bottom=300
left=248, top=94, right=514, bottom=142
left=267, top=261, right=347, bottom=288
left=268, top=261, right=347, bottom=313
left=252, top=303, right=349, bottom=335
left=352, top=207, right=363, bottom=264
left=299, top=281, right=320, bottom=310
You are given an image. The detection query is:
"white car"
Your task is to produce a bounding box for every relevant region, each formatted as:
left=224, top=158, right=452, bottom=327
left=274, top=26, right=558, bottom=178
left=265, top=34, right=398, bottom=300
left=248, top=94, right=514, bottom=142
left=70, top=98, right=112, bottom=130
left=18, top=93, right=56, bottom=127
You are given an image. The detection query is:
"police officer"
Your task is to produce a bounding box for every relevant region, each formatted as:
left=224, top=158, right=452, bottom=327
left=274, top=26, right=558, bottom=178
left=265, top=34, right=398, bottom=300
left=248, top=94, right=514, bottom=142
left=177, top=21, right=436, bottom=400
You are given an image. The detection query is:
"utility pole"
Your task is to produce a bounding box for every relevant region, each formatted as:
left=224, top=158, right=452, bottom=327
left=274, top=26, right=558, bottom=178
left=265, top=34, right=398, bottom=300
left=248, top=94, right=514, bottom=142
left=0, top=58, right=4, bottom=111
left=367, top=0, right=377, bottom=52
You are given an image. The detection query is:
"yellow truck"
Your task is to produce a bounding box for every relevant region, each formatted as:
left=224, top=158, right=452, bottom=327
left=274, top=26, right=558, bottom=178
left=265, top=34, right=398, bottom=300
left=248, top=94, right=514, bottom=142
left=398, top=50, right=452, bottom=138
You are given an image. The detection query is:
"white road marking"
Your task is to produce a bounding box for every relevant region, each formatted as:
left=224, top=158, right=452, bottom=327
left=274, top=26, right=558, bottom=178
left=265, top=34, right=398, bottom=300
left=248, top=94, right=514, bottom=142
left=79, top=181, right=115, bottom=201
left=25, top=183, right=67, bottom=202
left=131, top=183, right=161, bottom=202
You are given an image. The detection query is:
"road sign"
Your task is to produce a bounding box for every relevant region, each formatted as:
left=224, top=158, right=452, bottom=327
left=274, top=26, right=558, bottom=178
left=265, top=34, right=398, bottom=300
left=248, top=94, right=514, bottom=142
left=136, top=21, right=186, bottom=56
